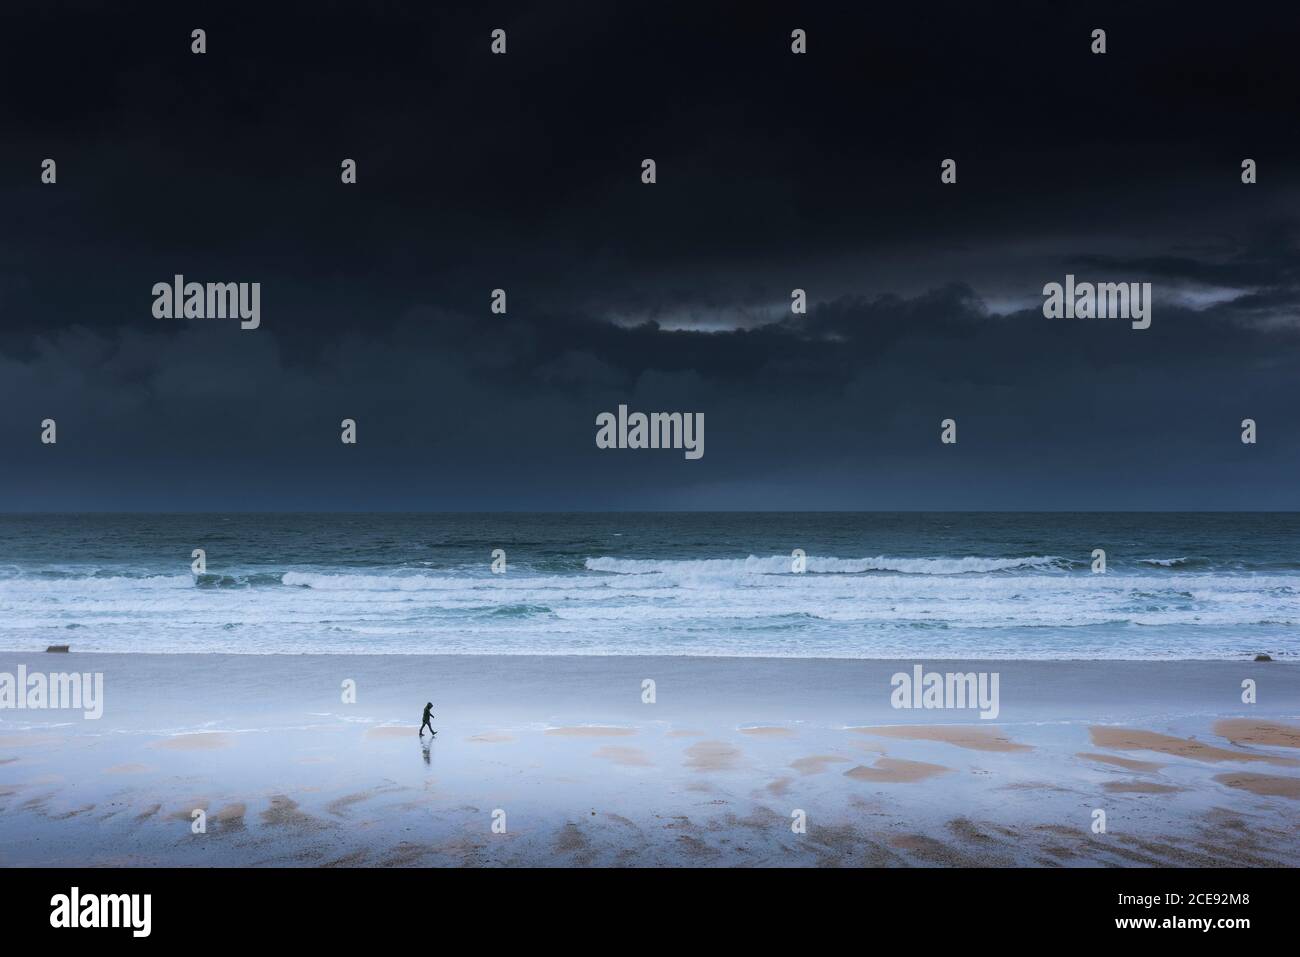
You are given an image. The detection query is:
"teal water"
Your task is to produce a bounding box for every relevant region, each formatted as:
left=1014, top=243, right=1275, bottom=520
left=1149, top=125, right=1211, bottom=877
left=0, top=513, right=1296, bottom=658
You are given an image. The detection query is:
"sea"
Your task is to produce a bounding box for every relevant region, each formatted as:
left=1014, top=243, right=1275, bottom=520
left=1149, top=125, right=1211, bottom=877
left=0, top=512, right=1296, bottom=659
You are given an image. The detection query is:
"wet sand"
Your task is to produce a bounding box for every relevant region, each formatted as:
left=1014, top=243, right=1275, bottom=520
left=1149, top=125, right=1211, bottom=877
left=0, top=653, right=1297, bottom=867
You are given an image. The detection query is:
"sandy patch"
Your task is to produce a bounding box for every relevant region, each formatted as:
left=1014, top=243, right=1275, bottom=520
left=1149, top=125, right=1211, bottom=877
left=103, top=763, right=153, bottom=775
left=0, top=735, right=59, bottom=748
left=1103, top=780, right=1184, bottom=794
left=213, top=803, right=246, bottom=826
left=325, top=792, right=375, bottom=816
left=553, top=822, right=591, bottom=857
left=152, top=733, right=231, bottom=751
left=260, top=794, right=325, bottom=828
left=593, top=746, right=651, bottom=766
left=740, top=726, right=794, bottom=737
left=765, top=776, right=792, bottom=796
left=665, top=729, right=703, bottom=738
left=844, top=757, right=951, bottom=783
left=545, top=726, right=636, bottom=737
left=684, top=740, right=743, bottom=771
left=167, top=799, right=208, bottom=820
left=889, top=834, right=941, bottom=851
left=851, top=725, right=1031, bottom=752
left=676, top=834, right=722, bottom=860
left=48, top=803, right=96, bottom=821
left=364, top=726, right=417, bottom=740
left=468, top=731, right=515, bottom=743
left=887, top=833, right=972, bottom=864
left=1076, top=752, right=1164, bottom=772
left=790, top=754, right=851, bottom=775
left=1213, top=772, right=1300, bottom=799
left=1213, top=719, right=1300, bottom=749
left=322, top=850, right=370, bottom=867
left=1090, top=727, right=1297, bottom=766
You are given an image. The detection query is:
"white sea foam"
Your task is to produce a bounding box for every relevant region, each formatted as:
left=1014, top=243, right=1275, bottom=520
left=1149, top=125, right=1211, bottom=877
left=583, top=554, right=1067, bottom=576
left=0, top=555, right=1295, bottom=659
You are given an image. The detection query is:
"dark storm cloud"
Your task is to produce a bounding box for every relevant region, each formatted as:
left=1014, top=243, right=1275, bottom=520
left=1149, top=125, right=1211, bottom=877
left=1074, top=222, right=1300, bottom=291
left=1, top=1, right=1299, bottom=508
left=3, top=276, right=1297, bottom=509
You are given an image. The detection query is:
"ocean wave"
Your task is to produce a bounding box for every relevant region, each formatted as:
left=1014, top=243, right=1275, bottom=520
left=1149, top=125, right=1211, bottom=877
left=2, top=560, right=1298, bottom=658
left=282, top=571, right=471, bottom=591
left=0, top=573, right=194, bottom=592
left=194, top=572, right=291, bottom=589
left=583, top=554, right=1069, bottom=576
left=484, top=603, right=553, bottom=618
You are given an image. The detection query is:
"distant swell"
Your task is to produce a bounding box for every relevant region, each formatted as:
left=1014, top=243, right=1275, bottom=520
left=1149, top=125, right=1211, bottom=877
left=583, top=554, right=1068, bottom=576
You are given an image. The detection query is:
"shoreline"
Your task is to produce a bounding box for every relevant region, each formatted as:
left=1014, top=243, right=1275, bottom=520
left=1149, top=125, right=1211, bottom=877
left=9, top=649, right=1295, bottom=660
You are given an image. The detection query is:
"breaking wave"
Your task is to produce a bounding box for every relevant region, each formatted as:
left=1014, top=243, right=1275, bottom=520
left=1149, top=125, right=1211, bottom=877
left=584, top=554, right=1068, bottom=576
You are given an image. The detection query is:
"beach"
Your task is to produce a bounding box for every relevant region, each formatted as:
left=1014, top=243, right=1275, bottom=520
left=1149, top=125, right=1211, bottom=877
left=1, top=652, right=1296, bottom=867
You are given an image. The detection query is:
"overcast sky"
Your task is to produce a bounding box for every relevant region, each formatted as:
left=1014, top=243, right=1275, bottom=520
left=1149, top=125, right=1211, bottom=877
left=2, top=1, right=1299, bottom=510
